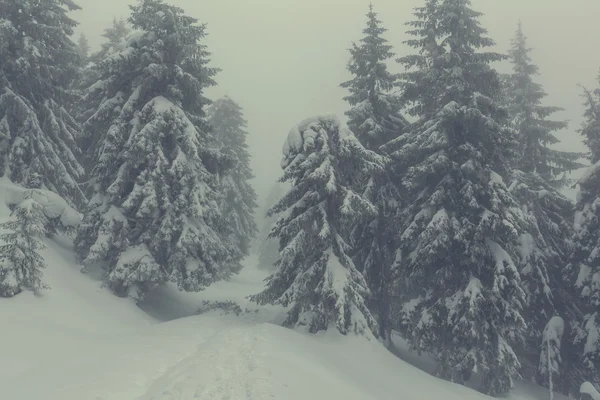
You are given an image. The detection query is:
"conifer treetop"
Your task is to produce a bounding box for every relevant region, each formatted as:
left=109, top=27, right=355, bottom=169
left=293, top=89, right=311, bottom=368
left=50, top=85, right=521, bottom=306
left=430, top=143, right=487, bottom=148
left=506, top=22, right=584, bottom=180
left=341, top=3, right=406, bottom=150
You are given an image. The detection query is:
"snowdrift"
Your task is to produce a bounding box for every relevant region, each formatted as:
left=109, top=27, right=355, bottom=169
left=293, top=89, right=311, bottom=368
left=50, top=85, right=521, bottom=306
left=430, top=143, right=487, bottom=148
left=0, top=182, right=572, bottom=400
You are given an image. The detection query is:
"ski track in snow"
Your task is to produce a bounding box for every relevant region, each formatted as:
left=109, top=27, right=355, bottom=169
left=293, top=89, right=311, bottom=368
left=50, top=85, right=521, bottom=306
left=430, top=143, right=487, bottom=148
left=139, top=324, right=274, bottom=400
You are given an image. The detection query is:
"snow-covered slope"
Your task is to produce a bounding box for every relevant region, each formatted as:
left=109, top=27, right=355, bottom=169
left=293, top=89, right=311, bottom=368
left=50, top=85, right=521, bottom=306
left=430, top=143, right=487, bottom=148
left=0, top=230, right=571, bottom=400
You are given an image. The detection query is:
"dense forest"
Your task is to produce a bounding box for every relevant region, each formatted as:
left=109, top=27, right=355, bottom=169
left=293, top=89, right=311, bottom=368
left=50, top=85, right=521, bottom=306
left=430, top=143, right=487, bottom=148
left=1, top=0, right=600, bottom=398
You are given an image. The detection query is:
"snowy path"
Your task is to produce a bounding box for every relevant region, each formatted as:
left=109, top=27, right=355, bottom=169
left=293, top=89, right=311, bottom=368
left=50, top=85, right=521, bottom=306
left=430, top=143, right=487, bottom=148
left=139, top=324, right=274, bottom=400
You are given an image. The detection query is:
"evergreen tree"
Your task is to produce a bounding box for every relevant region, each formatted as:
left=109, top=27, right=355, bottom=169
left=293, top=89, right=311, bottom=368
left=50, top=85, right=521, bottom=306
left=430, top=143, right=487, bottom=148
left=504, top=23, right=584, bottom=388
left=568, top=72, right=600, bottom=391
left=77, top=18, right=132, bottom=164
left=506, top=23, right=583, bottom=181
left=207, top=97, right=258, bottom=258
left=251, top=116, right=384, bottom=337
left=538, top=316, right=565, bottom=398
left=90, top=18, right=131, bottom=63
left=341, top=3, right=407, bottom=344
left=340, top=3, right=407, bottom=150
left=394, top=0, right=533, bottom=394
left=77, top=33, right=91, bottom=62
left=255, top=181, right=289, bottom=271
left=0, top=194, right=49, bottom=297
left=75, top=0, right=238, bottom=301
left=0, top=0, right=86, bottom=208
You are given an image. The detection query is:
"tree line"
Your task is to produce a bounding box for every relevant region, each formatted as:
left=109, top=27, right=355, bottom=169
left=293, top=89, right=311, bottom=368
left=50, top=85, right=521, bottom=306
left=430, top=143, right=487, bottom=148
left=2, top=0, right=600, bottom=398
left=258, top=1, right=600, bottom=397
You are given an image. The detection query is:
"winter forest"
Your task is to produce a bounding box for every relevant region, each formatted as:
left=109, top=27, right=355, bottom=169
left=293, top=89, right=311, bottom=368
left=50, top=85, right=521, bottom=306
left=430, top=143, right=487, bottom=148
left=2, top=0, right=600, bottom=399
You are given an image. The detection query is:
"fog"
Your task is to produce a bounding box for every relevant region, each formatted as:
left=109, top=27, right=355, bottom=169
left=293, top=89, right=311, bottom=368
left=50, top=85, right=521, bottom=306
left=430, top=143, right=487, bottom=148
left=72, top=0, right=600, bottom=207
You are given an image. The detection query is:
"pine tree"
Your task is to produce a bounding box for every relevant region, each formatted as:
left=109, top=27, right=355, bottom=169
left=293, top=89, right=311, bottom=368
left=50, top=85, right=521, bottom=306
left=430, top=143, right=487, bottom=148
left=538, top=316, right=565, bottom=399
left=394, top=0, right=533, bottom=395
left=77, top=18, right=132, bottom=164
left=90, top=18, right=131, bottom=64
left=0, top=0, right=86, bottom=209
left=251, top=116, right=384, bottom=336
left=341, top=3, right=407, bottom=344
left=506, top=23, right=583, bottom=181
left=77, top=33, right=91, bottom=62
left=0, top=194, right=49, bottom=297
left=340, top=3, right=407, bottom=151
left=207, top=97, right=258, bottom=259
left=255, top=181, right=289, bottom=271
left=75, top=0, right=238, bottom=301
left=568, top=72, right=600, bottom=391
left=504, top=23, right=584, bottom=388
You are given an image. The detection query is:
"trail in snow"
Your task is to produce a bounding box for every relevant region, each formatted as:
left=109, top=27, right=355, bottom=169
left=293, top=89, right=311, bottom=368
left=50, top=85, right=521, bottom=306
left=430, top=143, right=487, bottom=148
left=140, top=324, right=274, bottom=400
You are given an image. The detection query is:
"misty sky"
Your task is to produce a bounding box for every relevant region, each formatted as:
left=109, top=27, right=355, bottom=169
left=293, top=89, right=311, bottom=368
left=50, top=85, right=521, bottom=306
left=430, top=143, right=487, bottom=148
left=72, top=0, right=600, bottom=207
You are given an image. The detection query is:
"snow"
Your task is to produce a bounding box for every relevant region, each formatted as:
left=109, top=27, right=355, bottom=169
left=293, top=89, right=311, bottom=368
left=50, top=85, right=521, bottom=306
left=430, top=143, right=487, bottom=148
left=581, top=382, right=600, bottom=400
left=583, top=313, right=600, bottom=357
left=518, top=233, right=535, bottom=261
left=579, top=160, right=600, bottom=186
left=544, top=316, right=565, bottom=341
left=0, top=178, right=81, bottom=226
left=0, top=208, right=576, bottom=400
left=282, top=114, right=340, bottom=158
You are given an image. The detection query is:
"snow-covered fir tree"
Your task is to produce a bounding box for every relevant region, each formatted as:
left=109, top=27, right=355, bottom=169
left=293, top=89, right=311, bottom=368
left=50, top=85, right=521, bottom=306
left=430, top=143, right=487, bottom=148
left=393, top=0, right=534, bottom=395
left=89, top=17, right=131, bottom=64
left=341, top=3, right=407, bottom=344
left=255, top=181, right=290, bottom=271
left=76, top=18, right=132, bottom=167
left=77, top=33, right=91, bottom=61
left=251, top=116, right=385, bottom=337
left=207, top=97, right=258, bottom=259
left=75, top=0, right=239, bottom=301
left=568, top=73, right=600, bottom=391
left=340, top=3, right=407, bottom=151
left=538, top=316, right=565, bottom=399
left=0, top=194, right=49, bottom=297
left=506, top=23, right=583, bottom=182
left=0, top=0, right=86, bottom=208
left=504, top=23, right=584, bottom=388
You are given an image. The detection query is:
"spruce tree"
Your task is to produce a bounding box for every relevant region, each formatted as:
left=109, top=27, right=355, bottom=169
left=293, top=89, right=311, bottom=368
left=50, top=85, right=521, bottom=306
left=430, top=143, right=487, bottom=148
left=340, top=3, right=407, bottom=150
left=568, top=72, right=600, bottom=391
left=0, top=0, right=86, bottom=208
left=394, top=0, right=533, bottom=394
left=341, top=3, right=407, bottom=344
left=75, top=0, right=238, bottom=301
left=251, top=116, right=384, bottom=337
left=504, top=22, right=584, bottom=389
left=0, top=194, right=49, bottom=297
left=77, top=18, right=132, bottom=165
left=207, top=97, right=258, bottom=259
left=255, top=181, right=289, bottom=271
left=77, top=33, right=91, bottom=62
left=89, top=18, right=131, bottom=64
left=538, top=316, right=565, bottom=398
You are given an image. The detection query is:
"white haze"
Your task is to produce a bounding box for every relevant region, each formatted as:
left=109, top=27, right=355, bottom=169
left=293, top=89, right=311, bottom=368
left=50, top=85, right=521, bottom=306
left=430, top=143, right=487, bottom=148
left=72, top=0, right=600, bottom=208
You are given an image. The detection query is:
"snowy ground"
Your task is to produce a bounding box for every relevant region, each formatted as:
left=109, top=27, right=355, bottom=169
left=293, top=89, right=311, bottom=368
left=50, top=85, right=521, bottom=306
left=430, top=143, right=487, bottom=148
left=1, top=237, right=572, bottom=400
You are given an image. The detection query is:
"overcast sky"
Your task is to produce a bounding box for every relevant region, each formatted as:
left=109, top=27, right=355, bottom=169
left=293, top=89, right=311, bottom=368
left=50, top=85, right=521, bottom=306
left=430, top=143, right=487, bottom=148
left=72, top=0, right=600, bottom=206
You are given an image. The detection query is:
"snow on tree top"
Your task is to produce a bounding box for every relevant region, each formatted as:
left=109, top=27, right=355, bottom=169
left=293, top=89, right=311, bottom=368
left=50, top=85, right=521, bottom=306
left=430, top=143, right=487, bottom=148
left=0, top=178, right=81, bottom=227
left=543, top=316, right=565, bottom=340
left=282, top=114, right=341, bottom=158
left=581, top=382, right=600, bottom=400
left=579, top=160, right=600, bottom=186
